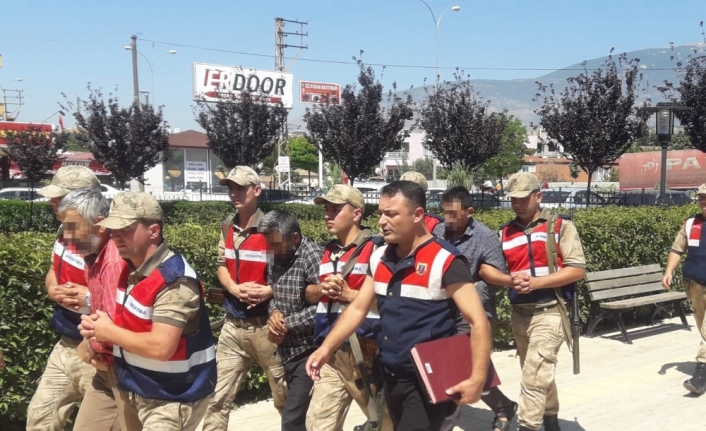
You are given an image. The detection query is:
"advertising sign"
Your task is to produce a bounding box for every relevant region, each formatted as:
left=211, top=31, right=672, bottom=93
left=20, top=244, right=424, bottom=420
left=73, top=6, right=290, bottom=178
left=299, top=81, right=341, bottom=104
left=185, top=161, right=209, bottom=183
left=193, top=63, right=294, bottom=109
left=277, top=156, right=291, bottom=173
left=619, top=149, right=706, bottom=190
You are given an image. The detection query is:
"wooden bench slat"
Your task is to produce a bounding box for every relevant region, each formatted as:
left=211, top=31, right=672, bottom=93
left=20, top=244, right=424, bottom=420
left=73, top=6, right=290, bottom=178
left=586, top=273, right=663, bottom=292
left=585, top=264, right=662, bottom=282
left=600, top=291, right=687, bottom=309
left=589, top=282, right=667, bottom=301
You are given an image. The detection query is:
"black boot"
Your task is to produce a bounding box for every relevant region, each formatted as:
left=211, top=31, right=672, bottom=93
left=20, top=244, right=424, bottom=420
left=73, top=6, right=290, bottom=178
left=543, top=414, right=561, bottom=431
left=684, top=362, right=706, bottom=395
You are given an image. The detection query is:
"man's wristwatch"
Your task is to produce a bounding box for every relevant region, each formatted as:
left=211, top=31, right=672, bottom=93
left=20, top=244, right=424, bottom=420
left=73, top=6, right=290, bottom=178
left=83, top=292, right=91, bottom=308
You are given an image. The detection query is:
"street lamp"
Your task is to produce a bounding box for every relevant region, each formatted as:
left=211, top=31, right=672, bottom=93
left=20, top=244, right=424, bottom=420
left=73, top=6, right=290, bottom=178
left=419, top=1, right=460, bottom=188
left=419, top=1, right=460, bottom=90
left=639, top=102, right=691, bottom=197
left=124, top=45, right=177, bottom=106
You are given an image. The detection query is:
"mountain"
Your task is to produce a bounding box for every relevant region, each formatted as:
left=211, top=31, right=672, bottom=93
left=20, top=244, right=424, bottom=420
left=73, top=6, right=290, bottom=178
left=400, top=44, right=705, bottom=125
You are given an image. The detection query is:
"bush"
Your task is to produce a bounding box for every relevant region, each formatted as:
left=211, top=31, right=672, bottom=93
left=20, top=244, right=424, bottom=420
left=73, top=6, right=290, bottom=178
left=0, top=201, right=701, bottom=424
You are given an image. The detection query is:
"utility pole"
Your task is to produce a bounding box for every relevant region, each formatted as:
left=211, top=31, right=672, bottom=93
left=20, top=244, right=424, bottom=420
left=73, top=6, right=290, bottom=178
left=131, top=35, right=139, bottom=105
left=274, top=17, right=308, bottom=190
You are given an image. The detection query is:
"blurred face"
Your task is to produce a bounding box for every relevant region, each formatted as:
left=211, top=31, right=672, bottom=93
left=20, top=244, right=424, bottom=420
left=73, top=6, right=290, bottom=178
left=265, top=231, right=300, bottom=262
left=698, top=195, right=706, bottom=213
left=511, top=191, right=542, bottom=221
left=227, top=182, right=260, bottom=211
left=51, top=197, right=64, bottom=220
left=378, top=192, right=424, bottom=244
left=62, top=210, right=105, bottom=255
left=442, top=199, right=474, bottom=233
left=110, top=221, right=161, bottom=262
left=324, top=203, right=360, bottom=236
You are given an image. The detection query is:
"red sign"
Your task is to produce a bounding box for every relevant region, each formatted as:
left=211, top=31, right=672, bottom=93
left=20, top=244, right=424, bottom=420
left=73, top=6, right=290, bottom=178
left=0, top=122, right=53, bottom=146
left=8, top=151, right=111, bottom=179
left=299, top=81, right=341, bottom=104
left=619, top=149, right=706, bottom=190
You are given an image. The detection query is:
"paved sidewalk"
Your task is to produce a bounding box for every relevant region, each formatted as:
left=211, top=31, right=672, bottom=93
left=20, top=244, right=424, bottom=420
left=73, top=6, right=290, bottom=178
left=209, top=316, right=706, bottom=430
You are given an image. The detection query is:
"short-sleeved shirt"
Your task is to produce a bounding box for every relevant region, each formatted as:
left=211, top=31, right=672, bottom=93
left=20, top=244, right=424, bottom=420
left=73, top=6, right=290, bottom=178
left=217, top=208, right=265, bottom=266
left=125, top=243, right=201, bottom=335
left=434, top=218, right=508, bottom=320
left=267, top=236, right=324, bottom=363
left=505, top=208, right=586, bottom=269
left=671, top=222, right=690, bottom=255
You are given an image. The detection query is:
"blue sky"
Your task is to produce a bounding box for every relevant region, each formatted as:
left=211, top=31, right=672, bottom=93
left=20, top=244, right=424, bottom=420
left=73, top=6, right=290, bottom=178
left=1, top=0, right=704, bottom=131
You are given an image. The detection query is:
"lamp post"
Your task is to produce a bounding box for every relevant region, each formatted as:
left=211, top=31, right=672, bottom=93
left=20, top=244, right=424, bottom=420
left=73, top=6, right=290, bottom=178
left=1, top=78, right=23, bottom=121
left=419, top=1, right=459, bottom=188
left=124, top=42, right=176, bottom=106
left=639, top=102, right=691, bottom=197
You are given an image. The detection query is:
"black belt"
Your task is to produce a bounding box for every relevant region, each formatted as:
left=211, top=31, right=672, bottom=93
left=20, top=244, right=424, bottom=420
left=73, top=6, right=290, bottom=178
left=512, top=303, right=560, bottom=317
left=226, top=313, right=269, bottom=328
left=61, top=336, right=83, bottom=347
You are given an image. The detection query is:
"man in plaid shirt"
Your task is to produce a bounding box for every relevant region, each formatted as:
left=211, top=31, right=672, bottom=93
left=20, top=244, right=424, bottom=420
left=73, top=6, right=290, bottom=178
left=260, top=210, right=323, bottom=431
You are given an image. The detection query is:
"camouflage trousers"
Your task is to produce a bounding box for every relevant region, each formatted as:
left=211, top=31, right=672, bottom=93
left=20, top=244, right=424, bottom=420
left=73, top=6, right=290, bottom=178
left=202, top=315, right=287, bottom=431
left=685, top=280, right=706, bottom=363
left=26, top=337, right=98, bottom=431
left=306, top=347, right=393, bottom=431
left=117, top=390, right=210, bottom=431
left=511, top=307, right=564, bottom=431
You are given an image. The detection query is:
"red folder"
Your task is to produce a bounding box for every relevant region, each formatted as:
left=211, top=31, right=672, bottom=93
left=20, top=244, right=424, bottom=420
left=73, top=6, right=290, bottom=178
left=411, top=333, right=501, bottom=404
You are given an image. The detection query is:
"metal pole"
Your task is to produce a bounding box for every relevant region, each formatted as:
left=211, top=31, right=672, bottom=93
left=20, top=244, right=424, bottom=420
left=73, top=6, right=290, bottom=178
left=318, top=149, right=323, bottom=190
left=1, top=89, right=6, bottom=121
left=660, top=143, right=668, bottom=197
left=131, top=35, right=139, bottom=105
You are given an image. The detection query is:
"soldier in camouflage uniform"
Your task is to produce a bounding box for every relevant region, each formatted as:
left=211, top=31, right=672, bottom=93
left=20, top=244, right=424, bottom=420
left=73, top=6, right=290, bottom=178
left=80, top=192, right=217, bottom=431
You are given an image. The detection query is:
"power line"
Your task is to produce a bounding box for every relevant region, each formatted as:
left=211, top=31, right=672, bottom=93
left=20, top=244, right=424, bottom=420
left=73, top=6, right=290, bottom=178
left=139, top=37, right=687, bottom=72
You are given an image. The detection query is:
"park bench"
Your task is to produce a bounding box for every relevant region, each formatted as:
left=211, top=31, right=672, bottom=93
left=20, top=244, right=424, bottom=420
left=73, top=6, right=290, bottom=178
left=585, top=264, right=690, bottom=344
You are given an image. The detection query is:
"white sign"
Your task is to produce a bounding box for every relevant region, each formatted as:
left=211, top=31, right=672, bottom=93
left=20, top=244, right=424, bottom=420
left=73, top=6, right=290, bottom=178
left=185, top=161, right=209, bottom=183
left=278, top=156, right=290, bottom=173
left=193, top=63, right=294, bottom=109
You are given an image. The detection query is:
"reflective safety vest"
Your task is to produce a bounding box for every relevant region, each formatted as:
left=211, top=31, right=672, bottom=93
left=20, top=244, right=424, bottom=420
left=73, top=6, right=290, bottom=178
left=424, top=212, right=444, bottom=233
left=314, top=237, right=381, bottom=344
left=682, top=215, right=706, bottom=285
left=501, top=215, right=572, bottom=304
left=223, top=223, right=269, bottom=318
left=50, top=229, right=90, bottom=340
left=113, top=253, right=216, bottom=402
left=370, top=238, right=461, bottom=379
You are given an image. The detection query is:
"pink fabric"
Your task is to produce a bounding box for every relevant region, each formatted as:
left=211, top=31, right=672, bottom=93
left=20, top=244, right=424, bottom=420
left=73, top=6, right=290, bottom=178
left=85, top=239, right=128, bottom=361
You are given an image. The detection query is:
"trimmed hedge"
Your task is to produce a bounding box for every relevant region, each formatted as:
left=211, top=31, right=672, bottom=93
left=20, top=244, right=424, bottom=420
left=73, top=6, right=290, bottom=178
left=0, top=201, right=700, bottom=425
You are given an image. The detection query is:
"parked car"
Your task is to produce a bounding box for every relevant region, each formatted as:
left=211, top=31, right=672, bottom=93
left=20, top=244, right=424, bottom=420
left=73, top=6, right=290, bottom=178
left=542, top=189, right=606, bottom=210
left=99, top=184, right=120, bottom=199
left=0, top=187, right=48, bottom=202
left=606, top=190, right=692, bottom=206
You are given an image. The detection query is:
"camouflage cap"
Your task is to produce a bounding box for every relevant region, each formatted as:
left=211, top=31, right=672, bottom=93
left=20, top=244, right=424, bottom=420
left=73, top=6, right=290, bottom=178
left=507, top=172, right=541, bottom=198
left=314, top=184, right=365, bottom=210
left=96, top=191, right=163, bottom=230
left=219, top=166, right=260, bottom=186
left=38, top=166, right=101, bottom=198
left=697, top=184, right=706, bottom=196
left=400, top=171, right=428, bottom=192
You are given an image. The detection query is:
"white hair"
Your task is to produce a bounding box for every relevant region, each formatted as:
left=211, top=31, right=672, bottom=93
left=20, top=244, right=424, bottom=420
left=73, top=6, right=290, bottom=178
left=58, top=188, right=109, bottom=223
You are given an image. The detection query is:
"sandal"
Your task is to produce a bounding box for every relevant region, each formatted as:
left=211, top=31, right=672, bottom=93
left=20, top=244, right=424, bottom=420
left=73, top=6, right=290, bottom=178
left=492, top=401, right=518, bottom=431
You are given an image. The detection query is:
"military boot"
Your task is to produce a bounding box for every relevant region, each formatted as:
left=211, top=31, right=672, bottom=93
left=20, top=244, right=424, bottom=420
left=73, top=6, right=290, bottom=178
left=543, top=414, right=561, bottom=431
left=684, top=362, right=706, bottom=395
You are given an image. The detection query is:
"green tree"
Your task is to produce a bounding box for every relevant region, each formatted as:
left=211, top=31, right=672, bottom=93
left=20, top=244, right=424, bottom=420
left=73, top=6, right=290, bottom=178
left=194, top=91, right=287, bottom=169
left=63, top=87, right=171, bottom=189
left=288, top=136, right=319, bottom=187
left=569, top=161, right=581, bottom=181
left=304, top=56, right=414, bottom=186
left=481, top=115, right=531, bottom=194
left=417, top=71, right=509, bottom=171
left=5, top=127, right=68, bottom=224
left=534, top=51, right=649, bottom=207
left=396, top=156, right=435, bottom=181
left=446, top=162, right=474, bottom=189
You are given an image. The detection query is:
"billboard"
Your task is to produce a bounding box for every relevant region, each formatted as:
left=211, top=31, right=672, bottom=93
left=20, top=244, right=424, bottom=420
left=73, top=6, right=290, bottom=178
left=193, top=63, right=294, bottom=109
left=300, top=81, right=340, bottom=104
left=618, top=149, right=706, bottom=190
